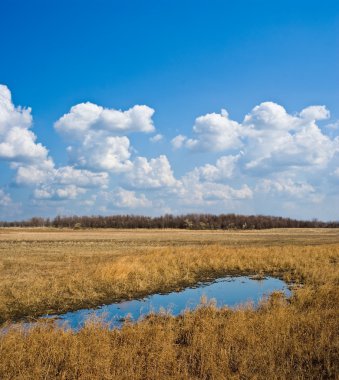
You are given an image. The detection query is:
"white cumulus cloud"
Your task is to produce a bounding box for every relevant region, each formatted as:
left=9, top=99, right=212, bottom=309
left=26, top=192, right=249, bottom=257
left=171, top=134, right=187, bottom=149
left=325, top=120, right=339, bottom=130
left=110, top=187, right=151, bottom=208
left=174, top=169, right=253, bottom=206
left=299, top=105, right=330, bottom=121
left=34, top=185, right=86, bottom=200
left=0, top=85, right=49, bottom=163
left=0, top=189, right=12, bottom=206
left=174, top=101, right=339, bottom=176
left=54, top=167, right=109, bottom=187
left=243, top=102, right=337, bottom=172
left=66, top=134, right=133, bottom=172
left=175, top=109, right=242, bottom=152
left=13, top=160, right=55, bottom=186
left=55, top=102, right=155, bottom=137
left=150, top=133, right=163, bottom=143
left=190, top=155, right=240, bottom=182
left=55, top=102, right=155, bottom=172
left=257, top=178, right=315, bottom=198
left=0, top=85, right=110, bottom=202
left=125, top=155, right=177, bottom=189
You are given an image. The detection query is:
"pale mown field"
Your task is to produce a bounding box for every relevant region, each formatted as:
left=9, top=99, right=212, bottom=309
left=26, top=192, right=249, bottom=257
left=0, top=228, right=338, bottom=379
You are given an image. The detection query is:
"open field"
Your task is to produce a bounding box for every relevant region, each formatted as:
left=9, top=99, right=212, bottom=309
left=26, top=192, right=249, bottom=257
left=0, top=228, right=338, bottom=379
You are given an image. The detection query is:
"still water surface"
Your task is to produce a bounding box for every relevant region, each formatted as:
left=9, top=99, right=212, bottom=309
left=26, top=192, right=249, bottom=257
left=45, top=276, right=290, bottom=330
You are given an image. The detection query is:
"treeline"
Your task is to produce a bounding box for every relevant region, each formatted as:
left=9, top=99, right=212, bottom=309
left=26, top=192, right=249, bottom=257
left=0, top=214, right=338, bottom=229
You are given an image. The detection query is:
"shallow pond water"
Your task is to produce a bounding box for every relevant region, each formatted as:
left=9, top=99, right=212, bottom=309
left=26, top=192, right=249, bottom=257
left=43, top=276, right=291, bottom=330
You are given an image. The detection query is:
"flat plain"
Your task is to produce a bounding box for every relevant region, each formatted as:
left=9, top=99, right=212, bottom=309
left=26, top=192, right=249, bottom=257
left=0, top=228, right=338, bottom=379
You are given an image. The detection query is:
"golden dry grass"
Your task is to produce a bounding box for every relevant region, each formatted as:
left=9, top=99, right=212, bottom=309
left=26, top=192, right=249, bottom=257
left=0, top=228, right=338, bottom=379
left=0, top=228, right=338, bottom=322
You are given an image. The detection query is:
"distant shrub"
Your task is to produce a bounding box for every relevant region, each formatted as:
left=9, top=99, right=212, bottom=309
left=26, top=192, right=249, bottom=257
left=73, top=223, right=82, bottom=230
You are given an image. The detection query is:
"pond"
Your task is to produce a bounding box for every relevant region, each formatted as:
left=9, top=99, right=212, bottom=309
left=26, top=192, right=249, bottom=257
left=43, top=276, right=291, bottom=330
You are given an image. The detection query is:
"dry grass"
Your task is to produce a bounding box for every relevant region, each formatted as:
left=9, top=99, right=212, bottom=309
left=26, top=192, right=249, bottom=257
left=0, top=228, right=338, bottom=322
left=0, top=228, right=338, bottom=379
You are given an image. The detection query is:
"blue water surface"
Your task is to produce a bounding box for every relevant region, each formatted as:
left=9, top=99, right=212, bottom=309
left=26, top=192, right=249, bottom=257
left=45, top=276, right=290, bottom=330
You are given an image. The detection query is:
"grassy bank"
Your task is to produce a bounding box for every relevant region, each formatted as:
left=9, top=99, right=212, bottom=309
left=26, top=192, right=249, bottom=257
left=0, top=229, right=338, bottom=378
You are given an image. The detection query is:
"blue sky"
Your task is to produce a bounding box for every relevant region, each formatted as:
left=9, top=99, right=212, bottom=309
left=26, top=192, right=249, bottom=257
left=0, top=0, right=338, bottom=220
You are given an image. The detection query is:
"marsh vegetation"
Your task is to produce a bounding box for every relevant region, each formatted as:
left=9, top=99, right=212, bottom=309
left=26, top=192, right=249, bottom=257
left=0, top=228, right=338, bottom=379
